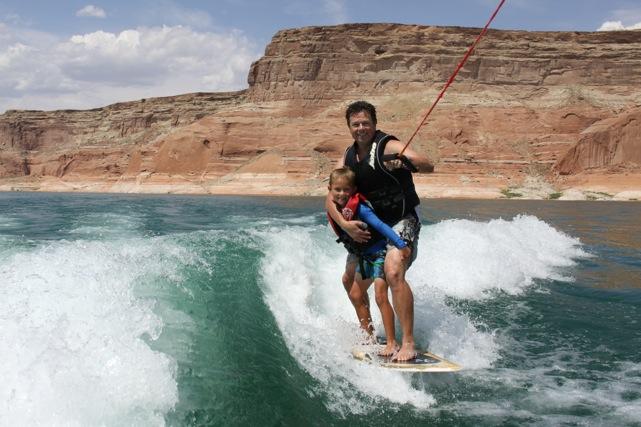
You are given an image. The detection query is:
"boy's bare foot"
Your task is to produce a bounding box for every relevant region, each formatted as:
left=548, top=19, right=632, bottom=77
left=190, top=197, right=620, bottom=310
left=392, top=342, right=417, bottom=362
left=378, top=341, right=399, bottom=357
left=359, top=333, right=378, bottom=346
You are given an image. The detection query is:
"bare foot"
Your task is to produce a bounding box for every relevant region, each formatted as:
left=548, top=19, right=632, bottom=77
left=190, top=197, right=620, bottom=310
left=378, top=341, right=399, bottom=357
left=392, top=342, right=417, bottom=362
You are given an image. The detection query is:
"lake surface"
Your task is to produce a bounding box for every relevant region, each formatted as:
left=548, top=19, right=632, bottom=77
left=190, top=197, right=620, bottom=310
left=1, top=193, right=639, bottom=426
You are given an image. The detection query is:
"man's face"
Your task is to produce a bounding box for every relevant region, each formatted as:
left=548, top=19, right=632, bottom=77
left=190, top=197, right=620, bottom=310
left=348, top=110, right=376, bottom=145
left=329, top=177, right=355, bottom=208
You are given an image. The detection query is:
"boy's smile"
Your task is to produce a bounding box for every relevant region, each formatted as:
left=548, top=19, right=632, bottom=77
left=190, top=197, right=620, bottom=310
left=329, top=178, right=354, bottom=208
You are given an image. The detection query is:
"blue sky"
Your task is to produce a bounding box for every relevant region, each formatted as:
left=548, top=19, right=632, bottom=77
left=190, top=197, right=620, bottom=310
left=1, top=0, right=640, bottom=112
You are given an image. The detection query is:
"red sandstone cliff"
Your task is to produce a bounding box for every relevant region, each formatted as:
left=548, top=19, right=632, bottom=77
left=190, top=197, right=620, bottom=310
left=554, top=108, right=641, bottom=174
left=248, top=25, right=641, bottom=101
left=1, top=24, right=640, bottom=198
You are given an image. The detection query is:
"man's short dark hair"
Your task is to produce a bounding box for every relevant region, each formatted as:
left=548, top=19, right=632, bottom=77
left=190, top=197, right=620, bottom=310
left=345, top=101, right=377, bottom=126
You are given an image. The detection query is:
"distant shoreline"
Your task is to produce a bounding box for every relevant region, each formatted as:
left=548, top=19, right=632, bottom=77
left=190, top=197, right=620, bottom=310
left=2, top=174, right=640, bottom=201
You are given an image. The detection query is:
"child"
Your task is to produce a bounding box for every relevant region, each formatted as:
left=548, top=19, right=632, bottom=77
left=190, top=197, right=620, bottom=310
left=327, top=167, right=411, bottom=357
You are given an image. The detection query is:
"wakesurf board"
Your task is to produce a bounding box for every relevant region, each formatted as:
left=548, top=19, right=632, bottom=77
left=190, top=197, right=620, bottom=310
left=351, top=344, right=461, bottom=372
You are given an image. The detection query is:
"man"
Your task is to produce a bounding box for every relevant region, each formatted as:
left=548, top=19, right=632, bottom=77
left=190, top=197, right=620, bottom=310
left=326, top=100, right=434, bottom=361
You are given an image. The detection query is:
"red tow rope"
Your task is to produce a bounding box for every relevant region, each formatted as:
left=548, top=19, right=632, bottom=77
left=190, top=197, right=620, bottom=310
left=399, top=0, right=507, bottom=156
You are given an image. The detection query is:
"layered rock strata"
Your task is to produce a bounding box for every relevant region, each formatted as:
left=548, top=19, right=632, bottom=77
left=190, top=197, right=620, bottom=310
left=248, top=24, right=641, bottom=101
left=1, top=24, right=640, bottom=199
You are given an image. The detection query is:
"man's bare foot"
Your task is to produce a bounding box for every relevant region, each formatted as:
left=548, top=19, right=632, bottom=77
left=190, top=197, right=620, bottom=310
left=378, top=341, right=399, bottom=357
left=392, top=342, right=417, bottom=362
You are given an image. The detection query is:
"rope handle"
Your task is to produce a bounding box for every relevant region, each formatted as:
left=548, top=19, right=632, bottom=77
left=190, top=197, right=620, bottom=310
left=381, top=153, right=418, bottom=172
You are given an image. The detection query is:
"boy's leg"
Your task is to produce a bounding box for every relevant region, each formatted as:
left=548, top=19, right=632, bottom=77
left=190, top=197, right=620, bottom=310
left=348, top=273, right=374, bottom=336
left=374, top=277, right=398, bottom=356
left=342, top=254, right=357, bottom=294
left=343, top=253, right=372, bottom=332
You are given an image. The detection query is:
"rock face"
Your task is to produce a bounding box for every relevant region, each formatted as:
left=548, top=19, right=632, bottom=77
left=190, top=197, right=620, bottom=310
left=0, top=92, right=244, bottom=181
left=554, top=108, right=641, bottom=174
left=1, top=24, right=640, bottom=198
left=248, top=24, right=641, bottom=101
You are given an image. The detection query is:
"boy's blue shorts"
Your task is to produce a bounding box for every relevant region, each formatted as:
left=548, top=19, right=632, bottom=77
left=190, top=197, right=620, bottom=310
left=356, top=249, right=387, bottom=280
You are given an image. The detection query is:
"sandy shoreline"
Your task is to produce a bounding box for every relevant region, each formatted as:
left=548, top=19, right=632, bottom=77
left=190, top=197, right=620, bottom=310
left=2, top=172, right=640, bottom=201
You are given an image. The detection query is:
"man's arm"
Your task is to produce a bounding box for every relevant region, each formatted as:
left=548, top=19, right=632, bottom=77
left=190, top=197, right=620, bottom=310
left=384, top=140, right=434, bottom=173
left=326, top=193, right=370, bottom=243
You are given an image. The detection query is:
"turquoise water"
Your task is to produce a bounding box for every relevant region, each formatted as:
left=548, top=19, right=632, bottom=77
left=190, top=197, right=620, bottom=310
left=1, top=193, right=640, bottom=426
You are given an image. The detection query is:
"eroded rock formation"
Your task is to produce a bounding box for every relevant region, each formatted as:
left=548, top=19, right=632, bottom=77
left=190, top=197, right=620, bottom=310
left=554, top=108, right=641, bottom=174
left=1, top=24, right=640, bottom=198
left=248, top=24, right=641, bottom=101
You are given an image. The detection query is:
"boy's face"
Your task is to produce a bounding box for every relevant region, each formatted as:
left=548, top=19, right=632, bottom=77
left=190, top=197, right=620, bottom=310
left=329, top=177, right=355, bottom=207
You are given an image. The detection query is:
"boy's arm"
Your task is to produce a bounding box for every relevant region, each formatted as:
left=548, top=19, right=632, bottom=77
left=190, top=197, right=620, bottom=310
left=325, top=192, right=370, bottom=243
left=358, top=204, right=407, bottom=249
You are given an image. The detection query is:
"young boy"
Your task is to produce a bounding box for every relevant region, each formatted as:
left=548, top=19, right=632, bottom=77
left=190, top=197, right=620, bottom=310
left=327, top=167, right=411, bottom=357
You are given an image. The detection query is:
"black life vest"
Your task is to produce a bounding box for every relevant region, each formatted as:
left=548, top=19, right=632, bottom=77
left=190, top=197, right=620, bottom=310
left=343, top=130, right=420, bottom=225
left=327, top=193, right=384, bottom=256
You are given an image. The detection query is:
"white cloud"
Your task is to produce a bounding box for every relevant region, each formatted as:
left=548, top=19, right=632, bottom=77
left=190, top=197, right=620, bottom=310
left=598, top=7, right=641, bottom=31
left=2, top=13, right=32, bottom=26
left=609, top=7, right=641, bottom=23
left=597, top=20, right=641, bottom=31
left=75, top=5, right=107, bottom=18
left=0, top=24, right=260, bottom=112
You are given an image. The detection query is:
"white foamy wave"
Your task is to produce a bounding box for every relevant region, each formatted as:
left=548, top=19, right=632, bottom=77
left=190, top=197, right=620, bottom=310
left=0, top=214, right=20, bottom=228
left=0, top=235, right=21, bottom=259
left=258, top=215, right=586, bottom=412
left=412, top=286, right=498, bottom=370
left=257, top=223, right=495, bottom=413
left=0, top=236, right=189, bottom=425
left=227, top=213, right=318, bottom=229
left=443, top=360, right=641, bottom=425
left=0, top=215, right=22, bottom=258
left=69, top=212, right=145, bottom=239
left=410, top=215, right=587, bottom=300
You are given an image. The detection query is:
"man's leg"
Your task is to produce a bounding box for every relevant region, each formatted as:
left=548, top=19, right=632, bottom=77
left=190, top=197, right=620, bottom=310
left=374, top=277, right=397, bottom=356
left=385, top=212, right=421, bottom=361
left=384, top=248, right=416, bottom=361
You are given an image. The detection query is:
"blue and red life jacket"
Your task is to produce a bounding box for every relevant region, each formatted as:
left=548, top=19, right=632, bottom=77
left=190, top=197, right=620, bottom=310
left=327, top=193, right=383, bottom=255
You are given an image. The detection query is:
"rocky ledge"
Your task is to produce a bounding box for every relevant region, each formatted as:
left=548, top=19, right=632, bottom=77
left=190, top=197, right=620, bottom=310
left=1, top=24, right=640, bottom=200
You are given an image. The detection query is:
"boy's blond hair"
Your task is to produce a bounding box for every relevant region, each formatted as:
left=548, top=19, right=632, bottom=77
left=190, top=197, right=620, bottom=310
left=329, top=167, right=356, bottom=187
